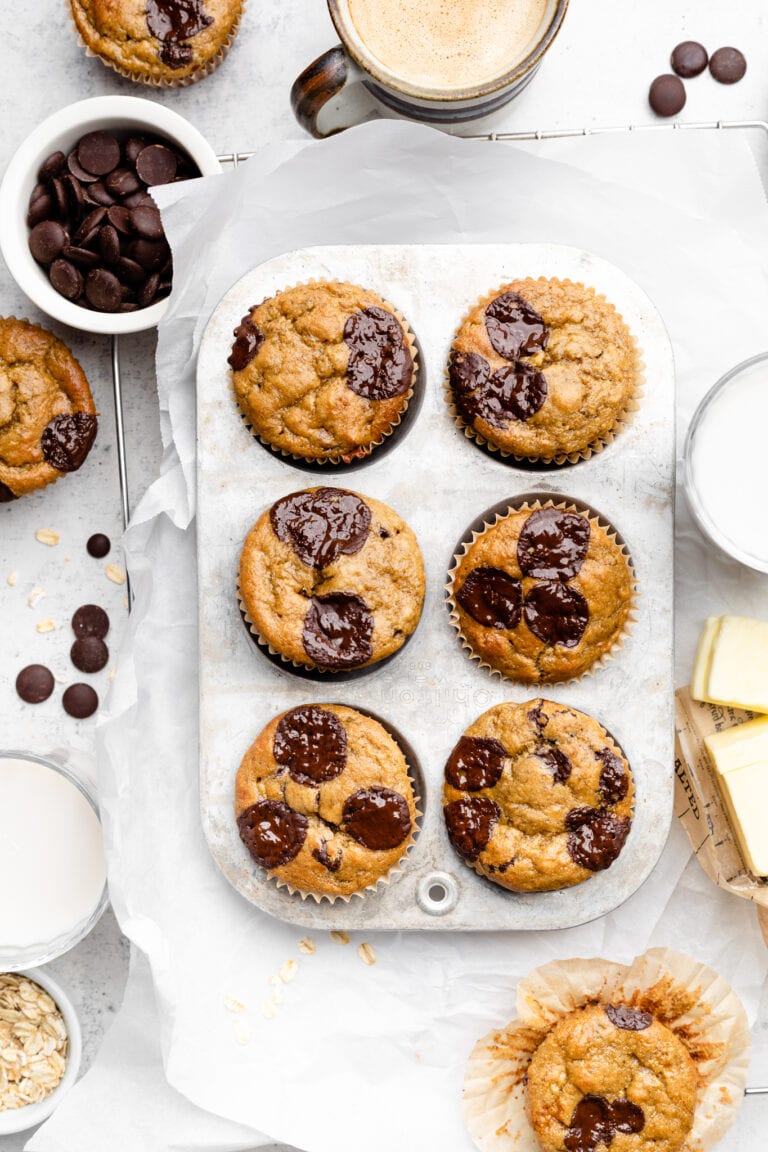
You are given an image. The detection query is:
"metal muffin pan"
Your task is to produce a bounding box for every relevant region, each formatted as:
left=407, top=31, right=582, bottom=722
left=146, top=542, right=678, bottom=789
left=196, top=242, right=675, bottom=930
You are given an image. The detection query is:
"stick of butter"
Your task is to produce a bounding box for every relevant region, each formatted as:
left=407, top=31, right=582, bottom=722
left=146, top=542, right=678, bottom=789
left=718, top=762, right=768, bottom=876
left=690, top=614, right=768, bottom=713
left=705, top=715, right=768, bottom=776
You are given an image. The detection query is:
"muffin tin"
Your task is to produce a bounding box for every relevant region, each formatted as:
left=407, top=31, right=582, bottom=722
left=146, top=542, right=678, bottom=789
left=196, top=242, right=675, bottom=930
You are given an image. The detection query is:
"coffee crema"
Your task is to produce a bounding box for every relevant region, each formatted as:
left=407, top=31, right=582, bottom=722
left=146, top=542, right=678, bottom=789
left=347, top=0, right=549, bottom=91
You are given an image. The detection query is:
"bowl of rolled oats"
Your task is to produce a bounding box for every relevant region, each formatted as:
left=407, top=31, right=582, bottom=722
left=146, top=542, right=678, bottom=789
left=0, top=970, right=81, bottom=1133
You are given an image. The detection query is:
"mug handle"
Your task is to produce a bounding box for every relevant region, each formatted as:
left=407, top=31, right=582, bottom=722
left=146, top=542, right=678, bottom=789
left=291, top=45, right=361, bottom=138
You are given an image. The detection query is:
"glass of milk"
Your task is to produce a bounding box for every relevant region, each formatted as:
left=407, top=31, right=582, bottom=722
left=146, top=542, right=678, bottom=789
left=0, top=752, right=108, bottom=969
left=684, top=352, right=768, bottom=573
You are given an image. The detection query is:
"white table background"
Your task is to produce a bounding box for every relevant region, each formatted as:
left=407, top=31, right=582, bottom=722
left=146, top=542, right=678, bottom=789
left=1, top=1, right=768, bottom=1149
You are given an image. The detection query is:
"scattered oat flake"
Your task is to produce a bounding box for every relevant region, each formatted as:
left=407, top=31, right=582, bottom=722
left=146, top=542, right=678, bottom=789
left=27, top=586, right=46, bottom=608
left=35, top=529, right=59, bottom=547
left=260, top=1000, right=277, bottom=1020
left=279, top=959, right=298, bottom=984
left=6, top=572, right=17, bottom=587
left=233, top=1018, right=251, bottom=1044
left=358, top=942, right=376, bottom=967
left=106, top=564, right=126, bottom=585
left=223, top=995, right=246, bottom=1014
left=36, top=619, right=56, bottom=634
left=330, top=930, right=350, bottom=945
left=297, top=937, right=316, bottom=955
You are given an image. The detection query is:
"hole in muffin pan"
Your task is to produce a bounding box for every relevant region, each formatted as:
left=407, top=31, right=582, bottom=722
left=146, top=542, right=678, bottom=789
left=243, top=330, right=427, bottom=476
left=417, top=872, right=458, bottom=916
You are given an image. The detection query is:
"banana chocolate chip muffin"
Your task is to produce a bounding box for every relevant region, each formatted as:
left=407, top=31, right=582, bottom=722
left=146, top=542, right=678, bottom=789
left=448, top=278, right=639, bottom=461
left=235, top=704, right=418, bottom=898
left=0, top=317, right=97, bottom=501
left=450, top=502, right=633, bottom=683
left=228, top=282, right=416, bottom=463
left=443, top=700, right=633, bottom=892
left=70, top=0, right=244, bottom=85
left=526, top=1003, right=697, bottom=1152
left=239, top=486, right=425, bottom=672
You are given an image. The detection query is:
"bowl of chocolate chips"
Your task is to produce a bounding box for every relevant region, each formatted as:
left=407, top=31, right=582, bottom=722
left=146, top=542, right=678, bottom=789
left=0, top=96, right=220, bottom=334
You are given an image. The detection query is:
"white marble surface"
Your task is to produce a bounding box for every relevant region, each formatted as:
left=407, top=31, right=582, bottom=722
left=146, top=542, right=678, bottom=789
left=2, top=0, right=768, bottom=1148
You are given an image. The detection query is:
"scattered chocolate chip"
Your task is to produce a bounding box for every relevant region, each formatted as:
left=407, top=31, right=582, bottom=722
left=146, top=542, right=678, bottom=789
left=485, top=291, right=549, bottom=361
left=671, top=40, right=708, bottom=78
left=228, top=313, right=264, bottom=371
left=565, top=807, right=631, bottom=871
left=15, top=664, right=54, bottom=704
left=41, top=413, right=97, bottom=472
left=28, top=220, right=68, bottom=264
left=444, top=795, right=499, bottom=861
left=450, top=349, right=547, bottom=428
left=597, top=748, right=629, bottom=804
left=49, top=258, right=84, bottom=300
left=70, top=636, right=109, bottom=674
left=39, top=151, right=66, bottom=182
left=270, top=488, right=371, bottom=569
left=130, top=203, right=164, bottom=239
left=536, top=745, right=572, bottom=784
left=302, top=592, right=374, bottom=668
left=87, top=533, right=111, bottom=558
left=273, top=704, right=347, bottom=785
left=649, top=74, right=686, bottom=117
left=72, top=604, right=110, bottom=640
left=445, top=736, right=506, bottom=791
left=517, top=508, right=591, bottom=580
left=136, top=143, right=178, bottom=186
left=78, top=131, right=121, bottom=177
left=457, top=566, right=522, bottom=630
left=343, top=306, right=413, bottom=400
left=343, top=787, right=412, bottom=850
left=523, top=581, right=589, bottom=648
left=237, top=799, right=308, bottom=869
left=85, top=268, right=122, bottom=312
left=63, top=682, right=99, bottom=719
left=604, top=1004, right=653, bottom=1031
left=709, top=46, right=746, bottom=84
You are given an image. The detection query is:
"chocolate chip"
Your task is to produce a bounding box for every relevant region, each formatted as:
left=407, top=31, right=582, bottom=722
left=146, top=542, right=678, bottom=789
left=344, top=306, right=413, bottom=400
left=78, top=131, right=121, bottom=177
left=67, top=150, right=99, bottom=184
left=130, top=238, right=168, bottom=271
left=609, top=1100, right=645, bottom=1136
left=51, top=177, right=69, bottom=218
left=445, top=736, right=506, bottom=791
left=565, top=808, right=631, bottom=871
left=457, top=566, right=522, bottom=630
left=71, top=637, right=109, bottom=674
left=86, top=268, right=122, bottom=311
left=49, top=258, right=84, bottom=301
left=27, top=192, right=54, bottom=228
left=517, top=508, right=591, bottom=580
left=62, top=246, right=100, bottom=270
left=343, top=787, right=412, bottom=850
left=63, top=174, right=85, bottom=215
left=106, top=205, right=134, bottom=234
left=38, top=151, right=66, bottom=181
left=115, top=257, right=146, bottom=287
left=99, top=225, right=121, bottom=265
left=450, top=350, right=547, bottom=428
left=130, top=204, right=164, bottom=239
left=302, top=592, right=374, bottom=668
left=29, top=220, right=68, bottom=264
left=709, top=46, right=746, bottom=84
left=312, top=841, right=342, bottom=872
left=528, top=700, right=548, bottom=731
left=536, top=745, right=572, bottom=784
left=0, top=482, right=17, bottom=503
left=136, top=143, right=178, bottom=186
left=137, top=273, right=161, bottom=309
left=15, top=664, right=54, bottom=704
left=87, top=181, right=116, bottom=208
left=671, top=40, right=708, bottom=77
left=105, top=167, right=141, bottom=198
left=87, top=533, right=111, bottom=558
left=72, top=604, right=110, bottom=640
left=485, top=291, right=549, bottom=361
left=444, top=795, right=499, bottom=861
left=649, top=74, right=686, bottom=116
left=270, top=488, right=371, bottom=568
left=597, top=748, right=629, bottom=804
left=523, top=581, right=589, bottom=648
left=73, top=207, right=106, bottom=244
left=124, top=136, right=150, bottom=164
left=273, top=704, right=347, bottom=785
left=237, top=799, right=308, bottom=869
left=604, top=1005, right=653, bottom=1031
left=41, top=413, right=97, bottom=472
left=63, top=683, right=99, bottom=719
left=228, top=313, right=264, bottom=371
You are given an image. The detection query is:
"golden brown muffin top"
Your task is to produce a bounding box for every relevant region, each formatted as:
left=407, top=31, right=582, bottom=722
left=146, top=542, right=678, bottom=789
left=451, top=503, right=633, bottom=684
left=526, top=1003, right=697, bottom=1152
left=235, top=704, right=417, bottom=898
left=0, top=317, right=97, bottom=499
left=443, top=699, right=633, bottom=892
left=239, top=486, right=425, bottom=671
left=449, top=278, right=638, bottom=460
left=228, top=282, right=415, bottom=462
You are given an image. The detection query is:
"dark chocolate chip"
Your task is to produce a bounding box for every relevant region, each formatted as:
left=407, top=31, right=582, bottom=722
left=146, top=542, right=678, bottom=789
left=136, top=143, right=178, bottom=186
left=228, top=313, right=264, bottom=371
left=671, top=40, right=708, bottom=78
left=270, top=487, right=371, bottom=569
left=536, top=745, right=572, bottom=784
left=342, top=786, right=412, bottom=851
left=709, top=46, right=746, bottom=83
left=87, top=181, right=116, bottom=207
left=87, top=533, right=111, bottom=558
left=273, top=704, right=347, bottom=785
left=457, top=566, right=522, bottom=630
left=604, top=1004, right=653, bottom=1031
left=66, top=150, right=99, bottom=184
left=73, top=207, right=106, bottom=244
left=124, top=136, right=150, bottom=165
left=137, top=273, right=161, bottom=309
left=565, top=808, right=631, bottom=871
left=41, top=413, right=97, bottom=472
left=450, top=349, right=547, bottom=428
left=28, top=220, right=68, bottom=264
left=312, top=841, right=342, bottom=872
left=106, top=167, right=142, bottom=198
left=485, top=291, right=549, bottom=361
left=343, top=306, right=413, bottom=401
left=565, top=1096, right=614, bottom=1152
left=523, top=581, right=589, bottom=648
left=51, top=176, right=69, bottom=219
left=445, top=736, right=506, bottom=791
left=528, top=700, right=548, bottom=731
left=0, top=482, right=17, bottom=503
left=237, top=799, right=308, bottom=869
left=517, top=508, right=591, bottom=580
left=115, top=257, right=146, bottom=286
left=649, top=74, right=686, bottom=116
left=106, top=205, right=134, bottom=234
left=71, top=637, right=109, bottom=674
left=130, top=204, right=164, bottom=239
left=130, top=238, right=168, bottom=271
left=99, top=224, right=121, bottom=265
left=302, top=592, right=374, bottom=668
left=15, top=664, right=55, bottom=704
left=27, top=192, right=54, bottom=228
left=147, top=0, right=214, bottom=69
left=38, top=151, right=66, bottom=181
left=86, top=268, right=122, bottom=311
left=62, top=246, right=100, bottom=270
left=63, top=174, right=85, bottom=215
left=444, top=795, right=499, bottom=861
left=78, top=131, right=121, bottom=177
left=597, top=748, right=629, bottom=804
left=49, top=258, right=85, bottom=300
left=608, top=1100, right=645, bottom=1136
left=63, top=683, right=99, bottom=719
left=72, top=603, right=110, bottom=640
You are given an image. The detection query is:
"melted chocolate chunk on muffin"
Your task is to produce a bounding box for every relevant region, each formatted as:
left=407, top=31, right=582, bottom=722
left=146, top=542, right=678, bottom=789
left=41, top=413, right=98, bottom=472
left=146, top=0, right=214, bottom=69
left=228, top=313, right=264, bottom=371
left=442, top=700, right=633, bottom=892
left=517, top=508, right=590, bottom=581
left=344, top=306, right=413, bottom=400
left=302, top=592, right=374, bottom=669
left=449, top=351, right=547, bottom=428
left=523, top=581, right=590, bottom=649
left=270, top=487, right=371, bottom=569
left=456, top=566, right=522, bottom=630
left=235, top=704, right=417, bottom=897
left=485, top=291, right=550, bottom=360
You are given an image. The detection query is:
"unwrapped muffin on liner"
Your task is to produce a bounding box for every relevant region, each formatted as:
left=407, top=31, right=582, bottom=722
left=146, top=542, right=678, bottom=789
left=233, top=703, right=421, bottom=903
left=463, top=948, right=750, bottom=1152
left=445, top=278, right=644, bottom=466
left=447, top=498, right=636, bottom=685
left=227, top=280, right=419, bottom=466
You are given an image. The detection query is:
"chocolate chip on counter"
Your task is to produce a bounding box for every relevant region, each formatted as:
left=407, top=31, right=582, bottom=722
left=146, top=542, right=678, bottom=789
left=648, top=74, right=686, bottom=117
left=16, top=664, right=55, bottom=704
left=41, top=412, right=97, bottom=471
left=63, top=682, right=99, bottom=719
left=72, top=604, right=110, bottom=640
left=28, top=220, right=68, bottom=264
left=85, top=268, right=123, bottom=312
left=136, top=143, right=178, bottom=186
left=49, top=258, right=84, bottom=300
left=671, top=40, right=708, bottom=78
left=709, top=46, right=746, bottom=84
left=38, top=151, right=66, bottom=182
left=77, top=131, right=121, bottom=177
left=86, top=533, right=111, bottom=559
left=71, top=636, right=109, bottom=674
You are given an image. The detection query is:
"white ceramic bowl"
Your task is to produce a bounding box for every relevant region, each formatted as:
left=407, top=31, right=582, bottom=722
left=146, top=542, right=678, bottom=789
left=0, top=96, right=221, bottom=335
left=0, top=968, right=82, bottom=1135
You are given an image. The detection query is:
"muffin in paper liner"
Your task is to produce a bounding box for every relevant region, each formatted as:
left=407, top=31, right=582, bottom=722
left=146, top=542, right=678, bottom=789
left=445, top=277, right=644, bottom=466
left=463, top=948, right=750, bottom=1152
left=68, top=0, right=245, bottom=88
left=233, top=703, right=421, bottom=904
left=447, top=498, right=637, bottom=685
left=227, top=280, right=419, bottom=466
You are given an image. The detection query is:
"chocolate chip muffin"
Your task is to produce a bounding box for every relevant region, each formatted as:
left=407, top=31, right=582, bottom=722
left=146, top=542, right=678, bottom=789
left=228, top=282, right=416, bottom=463
left=0, top=317, right=97, bottom=500
left=526, top=1003, right=697, bottom=1152
left=448, top=278, right=640, bottom=462
left=70, top=0, right=244, bottom=85
left=443, top=700, right=633, bottom=891
left=235, top=704, right=418, bottom=898
left=450, top=502, right=633, bottom=683
left=239, top=486, right=425, bottom=671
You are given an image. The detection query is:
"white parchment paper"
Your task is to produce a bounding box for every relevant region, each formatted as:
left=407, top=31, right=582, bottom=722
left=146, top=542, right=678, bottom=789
left=28, top=122, right=768, bottom=1152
